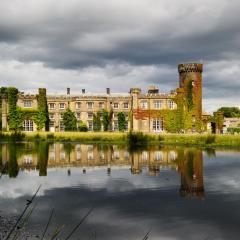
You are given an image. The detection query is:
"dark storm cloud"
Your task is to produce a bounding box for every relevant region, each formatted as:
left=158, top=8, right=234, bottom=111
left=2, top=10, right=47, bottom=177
left=0, top=0, right=240, bottom=111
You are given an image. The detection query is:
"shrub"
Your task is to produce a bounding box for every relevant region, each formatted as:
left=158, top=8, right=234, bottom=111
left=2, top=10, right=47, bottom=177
left=205, top=135, right=216, bottom=144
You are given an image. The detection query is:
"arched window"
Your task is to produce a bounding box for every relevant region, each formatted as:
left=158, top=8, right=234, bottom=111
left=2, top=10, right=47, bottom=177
left=23, top=120, right=33, bottom=131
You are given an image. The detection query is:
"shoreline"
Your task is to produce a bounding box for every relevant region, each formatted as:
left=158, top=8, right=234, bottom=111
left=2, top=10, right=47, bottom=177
left=0, top=131, right=240, bottom=148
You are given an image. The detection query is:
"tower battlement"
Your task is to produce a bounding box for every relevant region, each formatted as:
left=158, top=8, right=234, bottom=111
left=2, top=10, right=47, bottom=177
left=178, top=63, right=203, bottom=74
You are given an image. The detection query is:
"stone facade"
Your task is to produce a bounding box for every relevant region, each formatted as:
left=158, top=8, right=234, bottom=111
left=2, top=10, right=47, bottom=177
left=1, top=62, right=205, bottom=133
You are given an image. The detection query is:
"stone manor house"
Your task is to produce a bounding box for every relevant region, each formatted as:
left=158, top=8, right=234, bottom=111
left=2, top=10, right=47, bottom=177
left=1, top=63, right=211, bottom=133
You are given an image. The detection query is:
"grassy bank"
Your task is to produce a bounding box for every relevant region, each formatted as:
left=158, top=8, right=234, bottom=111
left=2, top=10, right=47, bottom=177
left=0, top=131, right=240, bottom=147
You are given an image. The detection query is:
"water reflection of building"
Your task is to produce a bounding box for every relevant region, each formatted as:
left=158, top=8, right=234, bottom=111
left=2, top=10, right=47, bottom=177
left=0, top=143, right=204, bottom=198
left=178, top=149, right=204, bottom=198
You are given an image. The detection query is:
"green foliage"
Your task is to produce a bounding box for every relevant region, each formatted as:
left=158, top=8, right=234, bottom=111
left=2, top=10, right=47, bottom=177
left=93, top=112, right=101, bottom=131
left=37, top=141, right=49, bottom=176
left=7, top=87, right=22, bottom=131
left=217, top=107, right=240, bottom=118
left=227, top=128, right=240, bottom=134
left=63, top=108, right=77, bottom=131
left=205, top=135, right=216, bottom=144
left=78, top=121, right=88, bottom=132
left=117, top=112, right=127, bottom=131
left=187, top=80, right=194, bottom=110
left=8, top=143, right=19, bottom=178
left=35, top=88, right=49, bottom=131
left=127, top=131, right=148, bottom=146
left=102, top=109, right=112, bottom=131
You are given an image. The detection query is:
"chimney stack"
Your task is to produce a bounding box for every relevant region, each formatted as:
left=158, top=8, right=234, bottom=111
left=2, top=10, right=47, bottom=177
left=82, top=89, right=85, bottom=94
left=106, top=88, right=110, bottom=94
left=67, top=87, right=70, bottom=95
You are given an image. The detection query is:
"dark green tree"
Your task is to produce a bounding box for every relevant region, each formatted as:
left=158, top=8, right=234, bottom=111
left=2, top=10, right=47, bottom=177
left=63, top=108, right=77, bottom=131
left=117, top=112, right=127, bottom=131
left=93, top=112, right=101, bottom=131
left=217, top=107, right=240, bottom=118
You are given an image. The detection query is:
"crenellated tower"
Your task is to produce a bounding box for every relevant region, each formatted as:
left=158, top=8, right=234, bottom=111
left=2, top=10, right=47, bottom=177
left=178, top=63, right=203, bottom=131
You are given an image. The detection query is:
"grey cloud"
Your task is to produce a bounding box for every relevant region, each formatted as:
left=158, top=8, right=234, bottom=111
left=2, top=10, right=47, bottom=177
left=0, top=0, right=240, bottom=111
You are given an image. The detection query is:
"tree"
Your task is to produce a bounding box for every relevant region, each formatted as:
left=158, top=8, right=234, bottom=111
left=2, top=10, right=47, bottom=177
left=93, top=112, right=101, bottom=131
left=217, top=107, right=240, bottom=118
left=63, top=108, right=77, bottom=131
left=117, top=112, right=127, bottom=131
left=78, top=121, right=88, bottom=132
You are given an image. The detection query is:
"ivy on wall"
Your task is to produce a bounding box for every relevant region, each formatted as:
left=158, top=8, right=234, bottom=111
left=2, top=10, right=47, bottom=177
left=93, top=112, right=101, bottom=131
left=35, top=88, right=49, bottom=131
left=102, top=109, right=112, bottom=131
left=117, top=112, right=127, bottom=131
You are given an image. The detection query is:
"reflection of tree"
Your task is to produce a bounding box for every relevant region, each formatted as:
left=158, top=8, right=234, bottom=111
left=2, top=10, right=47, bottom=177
left=8, top=144, right=19, bottom=178
left=177, top=149, right=204, bottom=198
left=37, top=141, right=49, bottom=176
left=63, top=143, right=74, bottom=163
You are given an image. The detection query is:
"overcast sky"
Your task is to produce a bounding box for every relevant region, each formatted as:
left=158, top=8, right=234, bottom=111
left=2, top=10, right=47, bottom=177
left=0, top=0, right=240, bottom=112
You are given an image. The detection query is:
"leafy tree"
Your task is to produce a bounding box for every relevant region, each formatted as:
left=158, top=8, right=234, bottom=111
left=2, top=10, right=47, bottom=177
left=78, top=121, right=88, bottom=132
left=217, top=107, right=240, bottom=118
left=117, top=112, right=127, bottom=131
left=93, top=112, right=101, bottom=131
left=63, top=108, right=77, bottom=131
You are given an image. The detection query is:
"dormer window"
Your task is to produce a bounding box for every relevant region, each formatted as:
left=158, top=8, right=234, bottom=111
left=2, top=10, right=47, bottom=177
left=24, top=100, right=32, bottom=108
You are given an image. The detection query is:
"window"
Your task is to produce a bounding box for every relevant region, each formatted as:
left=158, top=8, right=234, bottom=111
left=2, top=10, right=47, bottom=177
left=152, top=118, right=163, bottom=132
left=76, top=112, right=81, bottom=120
left=60, top=121, right=65, bottom=131
left=113, top=151, right=120, bottom=159
left=88, top=121, right=93, bottom=131
left=24, top=100, right=32, bottom=108
left=123, top=102, right=129, bottom=109
left=113, top=121, right=118, bottom=131
left=60, top=152, right=65, bottom=160
left=23, top=120, right=33, bottom=131
left=142, top=151, right=149, bottom=161
left=49, top=152, right=55, bottom=161
left=76, top=151, right=81, bottom=160
left=154, top=101, right=162, bottom=109
left=49, top=113, right=54, bottom=119
left=49, top=121, right=54, bottom=127
left=140, top=101, right=148, bottom=109
left=155, top=151, right=163, bottom=161
left=87, top=112, right=93, bottom=119
left=99, top=102, right=104, bottom=109
left=59, top=103, right=65, bottom=109
left=60, top=113, right=64, bottom=119
left=168, top=100, right=174, bottom=109
left=125, top=122, right=128, bottom=131
left=88, top=151, right=94, bottom=160
left=76, top=102, right=81, bottom=109
left=100, top=151, right=105, bottom=160
left=124, top=152, right=129, bottom=160
left=49, top=103, right=55, bottom=109
left=87, top=102, right=94, bottom=109
left=24, top=155, right=32, bottom=164
left=113, top=103, right=119, bottom=109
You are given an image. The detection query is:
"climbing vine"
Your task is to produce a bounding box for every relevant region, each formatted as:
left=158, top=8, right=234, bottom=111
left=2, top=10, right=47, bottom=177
left=117, top=112, right=127, bottom=131
left=93, top=112, right=101, bottom=131
left=35, top=88, right=49, bottom=131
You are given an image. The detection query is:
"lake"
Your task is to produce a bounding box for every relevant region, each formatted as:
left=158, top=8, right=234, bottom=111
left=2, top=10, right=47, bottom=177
left=0, top=142, right=240, bottom=240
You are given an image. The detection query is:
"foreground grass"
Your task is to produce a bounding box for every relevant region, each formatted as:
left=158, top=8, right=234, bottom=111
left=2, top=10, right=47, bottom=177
left=0, top=131, right=240, bottom=147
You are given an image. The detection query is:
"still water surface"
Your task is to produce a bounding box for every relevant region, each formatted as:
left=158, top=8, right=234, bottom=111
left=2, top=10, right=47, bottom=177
left=0, top=142, right=240, bottom=239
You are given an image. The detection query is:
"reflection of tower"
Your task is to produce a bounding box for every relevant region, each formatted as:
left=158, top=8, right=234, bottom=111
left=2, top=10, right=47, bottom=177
left=179, top=149, right=204, bottom=198
left=178, top=63, right=203, bottom=129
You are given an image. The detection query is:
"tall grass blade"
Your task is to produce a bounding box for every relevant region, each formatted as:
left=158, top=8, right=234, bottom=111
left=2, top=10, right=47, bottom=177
left=64, top=207, right=94, bottom=240
left=5, top=185, right=41, bottom=240
left=41, top=208, right=55, bottom=240
left=48, top=225, right=64, bottom=240
left=142, top=227, right=152, bottom=240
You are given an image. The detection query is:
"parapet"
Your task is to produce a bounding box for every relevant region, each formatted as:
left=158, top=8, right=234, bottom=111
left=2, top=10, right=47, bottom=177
left=178, top=63, right=203, bottom=73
